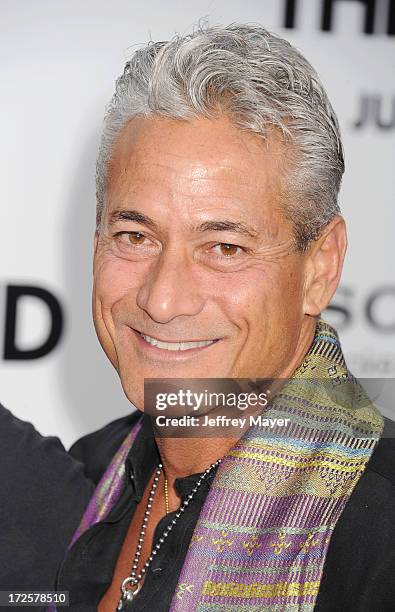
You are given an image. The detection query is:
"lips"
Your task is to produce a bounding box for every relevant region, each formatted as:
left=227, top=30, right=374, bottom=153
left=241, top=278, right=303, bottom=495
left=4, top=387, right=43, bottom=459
left=126, top=327, right=221, bottom=362
left=140, top=332, right=216, bottom=351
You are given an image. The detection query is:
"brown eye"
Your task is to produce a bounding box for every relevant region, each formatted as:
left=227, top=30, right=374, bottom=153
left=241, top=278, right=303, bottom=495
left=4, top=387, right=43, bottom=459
left=128, top=231, right=145, bottom=245
left=217, top=243, right=239, bottom=257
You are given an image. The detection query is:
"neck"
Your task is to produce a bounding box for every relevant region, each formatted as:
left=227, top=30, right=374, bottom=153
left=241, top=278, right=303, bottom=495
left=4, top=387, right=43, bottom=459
left=154, top=435, right=236, bottom=512
left=155, top=435, right=237, bottom=483
left=153, top=316, right=317, bottom=492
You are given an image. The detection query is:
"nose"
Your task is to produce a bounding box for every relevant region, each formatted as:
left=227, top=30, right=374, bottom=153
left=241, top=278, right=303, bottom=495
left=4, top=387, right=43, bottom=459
left=136, top=247, right=205, bottom=324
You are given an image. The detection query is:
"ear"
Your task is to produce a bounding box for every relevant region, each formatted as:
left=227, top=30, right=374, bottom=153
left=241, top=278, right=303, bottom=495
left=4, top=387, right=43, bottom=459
left=93, top=230, right=99, bottom=275
left=93, top=229, right=99, bottom=254
left=303, top=216, right=347, bottom=316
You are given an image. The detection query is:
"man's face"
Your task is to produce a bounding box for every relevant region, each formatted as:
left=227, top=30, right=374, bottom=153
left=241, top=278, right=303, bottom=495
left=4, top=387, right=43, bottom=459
left=93, top=115, right=311, bottom=409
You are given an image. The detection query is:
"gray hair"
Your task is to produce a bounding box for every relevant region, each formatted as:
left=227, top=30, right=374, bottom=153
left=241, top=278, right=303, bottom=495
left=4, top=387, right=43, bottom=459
left=96, top=23, right=344, bottom=250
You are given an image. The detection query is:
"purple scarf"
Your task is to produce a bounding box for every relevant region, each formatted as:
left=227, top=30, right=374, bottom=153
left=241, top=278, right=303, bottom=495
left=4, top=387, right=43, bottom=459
left=62, top=320, right=384, bottom=610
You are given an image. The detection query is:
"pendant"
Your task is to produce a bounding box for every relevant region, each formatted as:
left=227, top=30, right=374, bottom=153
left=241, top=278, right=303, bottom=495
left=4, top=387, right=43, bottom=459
left=118, top=579, right=142, bottom=609
left=117, top=590, right=135, bottom=610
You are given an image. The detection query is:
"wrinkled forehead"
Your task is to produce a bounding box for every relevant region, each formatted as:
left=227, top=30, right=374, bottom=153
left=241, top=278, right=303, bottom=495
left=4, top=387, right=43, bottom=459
left=103, top=115, right=290, bottom=237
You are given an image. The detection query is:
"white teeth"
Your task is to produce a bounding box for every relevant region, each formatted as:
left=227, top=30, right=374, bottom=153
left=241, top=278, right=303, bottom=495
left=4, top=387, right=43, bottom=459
left=140, top=333, right=215, bottom=351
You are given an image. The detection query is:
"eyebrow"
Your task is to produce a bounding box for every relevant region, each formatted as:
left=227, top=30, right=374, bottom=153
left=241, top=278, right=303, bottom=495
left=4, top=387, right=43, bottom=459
left=109, top=209, right=159, bottom=230
left=109, top=208, right=259, bottom=239
left=194, top=220, right=259, bottom=239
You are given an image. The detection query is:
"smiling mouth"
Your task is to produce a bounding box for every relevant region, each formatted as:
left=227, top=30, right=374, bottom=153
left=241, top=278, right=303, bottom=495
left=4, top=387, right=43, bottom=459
left=136, top=330, right=218, bottom=352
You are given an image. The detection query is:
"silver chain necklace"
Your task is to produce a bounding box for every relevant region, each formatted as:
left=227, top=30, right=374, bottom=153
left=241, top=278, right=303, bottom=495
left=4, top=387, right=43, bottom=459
left=117, top=458, right=222, bottom=610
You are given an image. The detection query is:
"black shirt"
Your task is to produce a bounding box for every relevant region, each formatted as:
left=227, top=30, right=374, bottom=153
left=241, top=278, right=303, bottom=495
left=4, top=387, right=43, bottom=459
left=60, top=413, right=217, bottom=611
left=0, top=403, right=94, bottom=604
left=63, top=410, right=395, bottom=612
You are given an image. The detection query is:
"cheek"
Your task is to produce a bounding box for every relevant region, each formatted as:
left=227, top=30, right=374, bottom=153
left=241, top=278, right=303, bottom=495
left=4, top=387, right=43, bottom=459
left=282, top=265, right=306, bottom=306
left=93, top=255, right=147, bottom=311
left=272, top=267, right=305, bottom=325
left=215, top=267, right=285, bottom=315
left=228, top=265, right=305, bottom=338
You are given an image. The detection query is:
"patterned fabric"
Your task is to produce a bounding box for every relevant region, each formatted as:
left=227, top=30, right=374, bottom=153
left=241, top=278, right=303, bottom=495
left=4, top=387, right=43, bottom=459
left=64, top=319, right=384, bottom=611
left=68, top=417, right=143, bottom=549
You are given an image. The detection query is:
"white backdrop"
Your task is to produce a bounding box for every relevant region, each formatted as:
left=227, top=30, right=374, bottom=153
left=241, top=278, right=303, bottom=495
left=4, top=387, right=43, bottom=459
left=1, top=0, right=394, bottom=448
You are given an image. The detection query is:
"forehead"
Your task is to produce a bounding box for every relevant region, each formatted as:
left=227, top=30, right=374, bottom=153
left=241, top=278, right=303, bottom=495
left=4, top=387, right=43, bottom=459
left=105, top=115, right=287, bottom=229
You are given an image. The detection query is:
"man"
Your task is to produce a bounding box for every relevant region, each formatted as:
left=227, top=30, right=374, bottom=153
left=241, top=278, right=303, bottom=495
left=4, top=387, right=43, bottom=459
left=2, top=23, right=393, bottom=612
left=53, top=23, right=394, bottom=611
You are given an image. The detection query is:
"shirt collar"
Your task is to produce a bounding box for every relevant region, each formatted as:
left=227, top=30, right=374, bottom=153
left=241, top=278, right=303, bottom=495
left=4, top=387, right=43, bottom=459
left=125, top=413, right=160, bottom=501
left=125, top=413, right=219, bottom=501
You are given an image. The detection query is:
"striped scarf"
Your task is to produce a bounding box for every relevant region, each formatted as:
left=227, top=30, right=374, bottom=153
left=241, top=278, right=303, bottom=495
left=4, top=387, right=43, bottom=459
left=66, top=319, right=384, bottom=611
